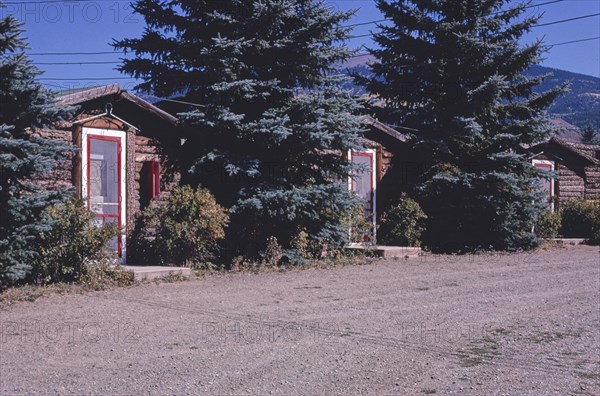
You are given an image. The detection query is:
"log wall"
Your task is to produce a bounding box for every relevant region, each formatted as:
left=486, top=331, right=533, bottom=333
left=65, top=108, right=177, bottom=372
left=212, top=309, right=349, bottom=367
left=32, top=128, right=76, bottom=191
left=584, top=165, right=600, bottom=200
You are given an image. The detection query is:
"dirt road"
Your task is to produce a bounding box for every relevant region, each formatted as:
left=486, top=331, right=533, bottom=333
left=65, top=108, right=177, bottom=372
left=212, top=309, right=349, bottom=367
left=1, top=246, right=599, bottom=395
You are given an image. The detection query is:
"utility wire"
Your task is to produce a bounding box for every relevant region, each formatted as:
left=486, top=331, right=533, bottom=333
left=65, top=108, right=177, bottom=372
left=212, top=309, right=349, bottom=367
left=26, top=11, right=599, bottom=54
left=344, top=35, right=600, bottom=59
left=547, top=36, right=600, bottom=47
left=4, top=0, right=131, bottom=4
left=29, top=51, right=119, bottom=56
left=343, top=0, right=566, bottom=29
left=39, top=76, right=133, bottom=80
left=349, top=11, right=600, bottom=39
left=34, top=35, right=600, bottom=67
left=532, top=12, right=600, bottom=27
left=36, top=61, right=119, bottom=65
left=135, top=93, right=207, bottom=108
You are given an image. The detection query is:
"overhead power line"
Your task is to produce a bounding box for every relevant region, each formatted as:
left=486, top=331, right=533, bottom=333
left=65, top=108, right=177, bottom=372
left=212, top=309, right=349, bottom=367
left=29, top=51, right=119, bottom=56
left=547, top=36, right=600, bottom=47
left=346, top=36, right=600, bottom=59
left=532, top=12, right=600, bottom=27
left=343, top=0, right=566, bottom=30
left=135, top=93, right=207, bottom=108
left=4, top=0, right=131, bottom=4
left=349, top=11, right=600, bottom=39
left=32, top=35, right=600, bottom=68
left=36, top=61, right=119, bottom=65
left=39, top=76, right=133, bottom=81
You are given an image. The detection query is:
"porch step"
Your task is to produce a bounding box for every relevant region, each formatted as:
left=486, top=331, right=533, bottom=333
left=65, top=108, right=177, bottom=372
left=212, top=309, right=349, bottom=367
left=548, top=238, right=587, bottom=245
left=121, top=265, right=192, bottom=281
left=346, top=245, right=422, bottom=258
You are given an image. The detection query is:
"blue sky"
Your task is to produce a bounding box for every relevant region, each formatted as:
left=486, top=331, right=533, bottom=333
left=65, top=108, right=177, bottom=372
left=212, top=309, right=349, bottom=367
left=2, top=0, right=599, bottom=92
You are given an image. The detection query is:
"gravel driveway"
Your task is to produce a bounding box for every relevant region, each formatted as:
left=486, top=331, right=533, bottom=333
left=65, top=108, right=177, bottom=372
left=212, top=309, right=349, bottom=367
left=1, top=245, right=599, bottom=395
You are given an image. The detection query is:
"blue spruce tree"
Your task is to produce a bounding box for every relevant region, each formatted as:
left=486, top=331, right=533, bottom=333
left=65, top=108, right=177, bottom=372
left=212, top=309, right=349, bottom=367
left=115, top=1, right=366, bottom=259
left=0, top=5, right=73, bottom=285
left=364, top=0, right=565, bottom=252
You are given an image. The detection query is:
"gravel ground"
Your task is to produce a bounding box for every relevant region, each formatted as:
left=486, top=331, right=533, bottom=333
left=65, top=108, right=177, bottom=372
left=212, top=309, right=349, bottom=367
left=1, top=245, right=599, bottom=395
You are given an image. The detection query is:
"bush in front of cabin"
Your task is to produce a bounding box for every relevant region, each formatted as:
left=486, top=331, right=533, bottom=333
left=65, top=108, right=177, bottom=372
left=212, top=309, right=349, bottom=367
left=534, top=210, right=562, bottom=239
left=560, top=198, right=598, bottom=238
left=135, top=185, right=229, bottom=267
left=560, top=198, right=600, bottom=243
left=29, top=198, right=118, bottom=285
left=378, top=196, right=427, bottom=247
left=341, top=202, right=376, bottom=245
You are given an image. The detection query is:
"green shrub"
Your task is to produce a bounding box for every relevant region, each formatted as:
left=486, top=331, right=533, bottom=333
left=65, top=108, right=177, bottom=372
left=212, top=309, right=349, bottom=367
left=262, top=236, right=284, bottom=267
left=78, top=261, right=133, bottom=290
left=378, top=196, right=427, bottom=247
left=342, top=203, right=376, bottom=245
left=290, top=229, right=310, bottom=259
left=535, top=210, right=562, bottom=238
left=133, top=185, right=229, bottom=267
left=30, top=198, right=118, bottom=285
left=560, top=198, right=599, bottom=241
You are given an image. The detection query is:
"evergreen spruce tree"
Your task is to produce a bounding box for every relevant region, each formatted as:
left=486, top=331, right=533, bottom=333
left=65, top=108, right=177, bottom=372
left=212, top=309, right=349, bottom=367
left=581, top=124, right=598, bottom=144
left=365, top=0, right=565, bottom=252
left=0, top=5, right=73, bottom=285
left=115, top=1, right=366, bottom=258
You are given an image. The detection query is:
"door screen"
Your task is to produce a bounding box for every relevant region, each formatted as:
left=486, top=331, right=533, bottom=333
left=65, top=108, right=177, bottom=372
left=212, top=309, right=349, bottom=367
left=88, top=136, right=121, bottom=253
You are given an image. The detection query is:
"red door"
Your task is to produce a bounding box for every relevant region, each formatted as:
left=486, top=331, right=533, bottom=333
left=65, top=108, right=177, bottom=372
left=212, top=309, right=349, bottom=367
left=88, top=135, right=122, bottom=254
left=350, top=150, right=376, bottom=241
left=533, top=161, right=554, bottom=212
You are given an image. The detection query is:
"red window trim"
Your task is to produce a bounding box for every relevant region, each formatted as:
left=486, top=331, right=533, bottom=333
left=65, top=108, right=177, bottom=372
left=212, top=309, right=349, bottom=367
left=533, top=162, right=554, bottom=197
left=87, top=134, right=122, bottom=255
left=351, top=151, right=375, bottom=211
left=148, top=159, right=160, bottom=200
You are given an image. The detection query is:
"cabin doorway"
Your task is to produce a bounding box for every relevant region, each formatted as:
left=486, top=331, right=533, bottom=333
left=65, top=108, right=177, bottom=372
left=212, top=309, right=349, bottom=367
left=349, top=149, right=377, bottom=242
left=82, top=128, right=127, bottom=260
left=532, top=159, right=555, bottom=212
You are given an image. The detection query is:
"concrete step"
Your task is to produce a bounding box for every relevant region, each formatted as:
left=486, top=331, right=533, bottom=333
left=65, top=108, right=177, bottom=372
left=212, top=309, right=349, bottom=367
left=346, top=244, right=422, bottom=258
left=548, top=238, right=587, bottom=245
left=121, top=265, right=192, bottom=281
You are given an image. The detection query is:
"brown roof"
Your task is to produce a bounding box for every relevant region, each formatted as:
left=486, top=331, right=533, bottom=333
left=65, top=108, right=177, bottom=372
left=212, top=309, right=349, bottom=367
left=57, top=84, right=178, bottom=125
left=551, top=137, right=600, bottom=165
left=363, top=115, right=410, bottom=143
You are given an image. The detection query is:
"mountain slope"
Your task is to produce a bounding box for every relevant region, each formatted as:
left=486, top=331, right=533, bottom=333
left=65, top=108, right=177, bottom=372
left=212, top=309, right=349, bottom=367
left=526, top=65, right=600, bottom=133
left=341, top=57, right=600, bottom=139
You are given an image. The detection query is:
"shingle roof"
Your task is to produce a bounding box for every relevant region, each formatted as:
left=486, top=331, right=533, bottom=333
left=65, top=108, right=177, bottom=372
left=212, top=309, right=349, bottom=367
left=363, top=115, right=409, bottom=143
left=551, top=137, right=600, bottom=165
left=56, top=84, right=178, bottom=125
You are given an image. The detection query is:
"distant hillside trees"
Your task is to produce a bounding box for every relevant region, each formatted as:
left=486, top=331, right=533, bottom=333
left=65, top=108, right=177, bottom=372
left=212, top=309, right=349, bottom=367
left=114, top=0, right=366, bottom=260
left=581, top=124, right=599, bottom=144
left=363, top=0, right=565, bottom=252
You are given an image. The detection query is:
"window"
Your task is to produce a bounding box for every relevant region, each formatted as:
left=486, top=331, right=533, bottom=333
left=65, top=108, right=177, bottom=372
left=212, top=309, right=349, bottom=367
left=141, top=159, right=160, bottom=208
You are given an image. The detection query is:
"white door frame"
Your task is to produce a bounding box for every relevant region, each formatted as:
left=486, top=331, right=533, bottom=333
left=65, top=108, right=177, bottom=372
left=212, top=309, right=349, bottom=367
left=532, top=159, right=555, bottom=213
left=81, top=127, right=127, bottom=262
left=348, top=149, right=377, bottom=240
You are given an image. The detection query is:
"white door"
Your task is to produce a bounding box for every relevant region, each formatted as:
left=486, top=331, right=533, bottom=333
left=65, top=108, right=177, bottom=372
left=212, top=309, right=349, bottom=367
left=349, top=149, right=377, bottom=241
left=82, top=128, right=127, bottom=261
left=532, top=159, right=555, bottom=212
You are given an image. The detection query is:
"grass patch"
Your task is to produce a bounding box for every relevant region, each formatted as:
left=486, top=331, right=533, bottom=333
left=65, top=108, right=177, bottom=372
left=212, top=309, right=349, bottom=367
left=492, top=327, right=511, bottom=336
left=1, top=263, right=135, bottom=305
left=575, top=371, right=600, bottom=380
left=527, top=330, right=581, bottom=344
left=459, top=338, right=501, bottom=367
left=0, top=283, right=76, bottom=304
left=150, top=272, right=189, bottom=284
